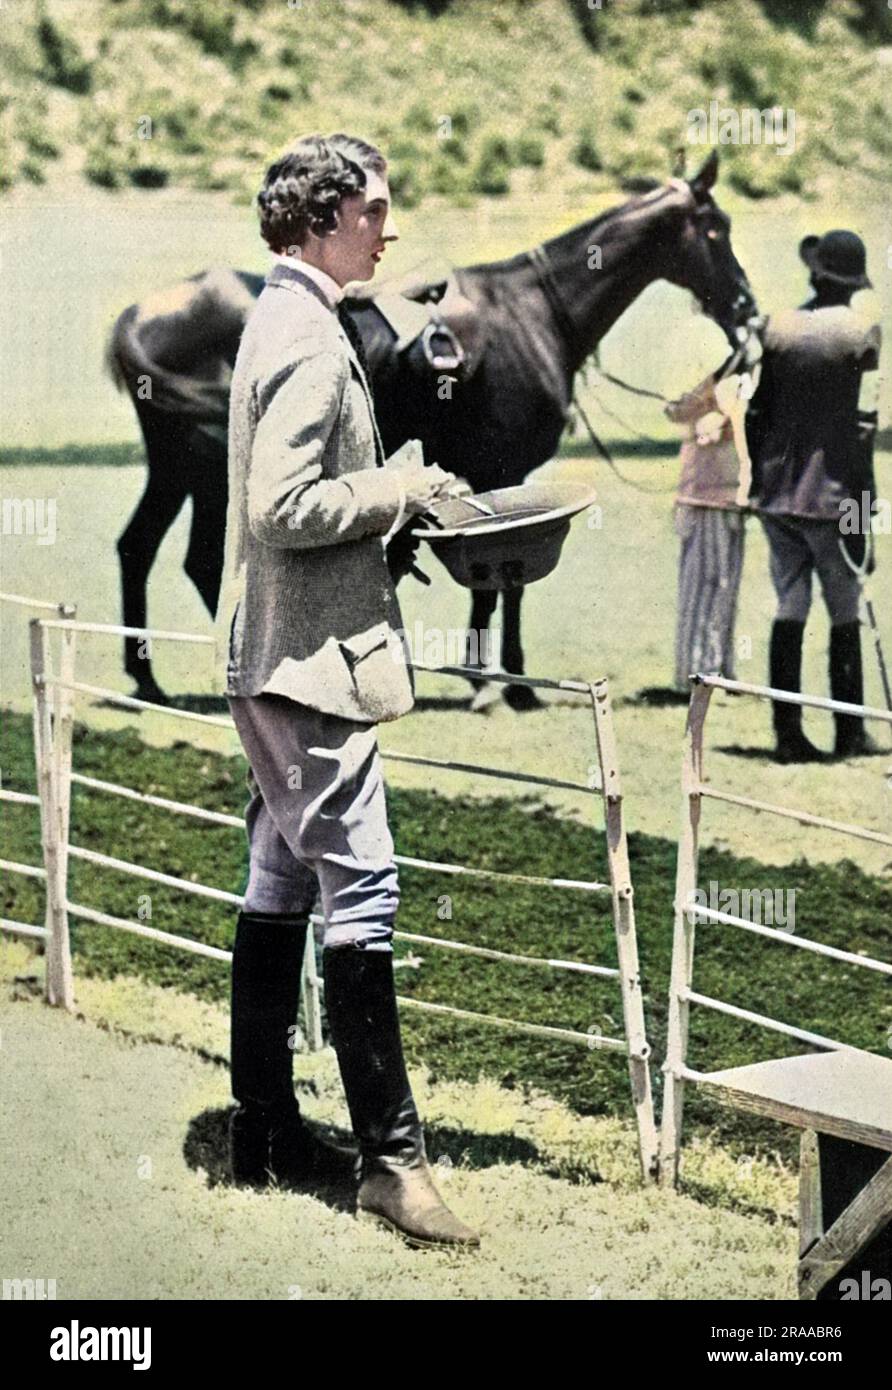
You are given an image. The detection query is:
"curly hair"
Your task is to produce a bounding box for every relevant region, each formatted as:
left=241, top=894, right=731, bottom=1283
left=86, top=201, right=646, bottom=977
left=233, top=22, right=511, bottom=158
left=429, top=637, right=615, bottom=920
left=257, top=133, right=387, bottom=254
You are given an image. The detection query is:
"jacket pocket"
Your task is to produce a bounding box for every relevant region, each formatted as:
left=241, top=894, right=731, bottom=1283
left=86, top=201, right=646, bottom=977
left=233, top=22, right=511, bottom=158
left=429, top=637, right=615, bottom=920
left=338, top=621, right=391, bottom=676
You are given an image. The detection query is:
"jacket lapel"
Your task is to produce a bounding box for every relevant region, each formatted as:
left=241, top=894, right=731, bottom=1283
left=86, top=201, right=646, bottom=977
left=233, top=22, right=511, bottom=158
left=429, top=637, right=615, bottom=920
left=265, top=263, right=385, bottom=467
left=338, top=330, right=385, bottom=467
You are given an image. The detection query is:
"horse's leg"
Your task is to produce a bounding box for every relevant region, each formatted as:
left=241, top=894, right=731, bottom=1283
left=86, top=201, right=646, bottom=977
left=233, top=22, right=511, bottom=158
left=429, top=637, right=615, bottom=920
left=182, top=437, right=227, bottom=616
left=117, top=447, right=189, bottom=704
left=466, top=588, right=501, bottom=711
left=501, top=586, right=543, bottom=711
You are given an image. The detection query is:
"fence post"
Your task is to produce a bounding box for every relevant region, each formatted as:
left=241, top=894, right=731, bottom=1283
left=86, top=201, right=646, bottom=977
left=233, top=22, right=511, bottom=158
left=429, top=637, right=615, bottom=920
left=590, top=678, right=659, bottom=1183
left=29, top=618, right=74, bottom=1010
left=301, top=923, right=324, bottom=1052
left=659, top=678, right=713, bottom=1187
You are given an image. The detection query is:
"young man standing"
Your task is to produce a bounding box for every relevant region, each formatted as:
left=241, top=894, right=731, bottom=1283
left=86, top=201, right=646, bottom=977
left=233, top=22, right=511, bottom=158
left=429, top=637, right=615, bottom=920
left=746, top=230, right=882, bottom=762
left=216, top=133, right=479, bottom=1249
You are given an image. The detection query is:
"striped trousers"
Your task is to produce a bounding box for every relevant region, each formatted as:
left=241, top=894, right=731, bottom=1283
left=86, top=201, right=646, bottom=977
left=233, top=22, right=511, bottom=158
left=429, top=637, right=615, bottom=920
left=674, top=503, right=746, bottom=690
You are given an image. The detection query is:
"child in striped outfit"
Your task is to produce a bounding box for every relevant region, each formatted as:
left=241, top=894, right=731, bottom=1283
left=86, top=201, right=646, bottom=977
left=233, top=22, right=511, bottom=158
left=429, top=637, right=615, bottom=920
left=665, top=370, right=746, bottom=694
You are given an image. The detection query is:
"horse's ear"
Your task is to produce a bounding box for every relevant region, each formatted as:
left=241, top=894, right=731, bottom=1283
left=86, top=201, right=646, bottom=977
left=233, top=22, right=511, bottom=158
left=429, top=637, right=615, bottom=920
left=689, top=149, right=719, bottom=198
left=672, top=146, right=687, bottom=178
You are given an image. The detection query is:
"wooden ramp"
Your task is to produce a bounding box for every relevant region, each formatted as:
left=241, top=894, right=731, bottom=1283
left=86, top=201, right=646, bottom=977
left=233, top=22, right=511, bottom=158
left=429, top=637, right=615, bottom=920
left=697, top=1051, right=892, bottom=1153
left=697, top=1049, right=892, bottom=1299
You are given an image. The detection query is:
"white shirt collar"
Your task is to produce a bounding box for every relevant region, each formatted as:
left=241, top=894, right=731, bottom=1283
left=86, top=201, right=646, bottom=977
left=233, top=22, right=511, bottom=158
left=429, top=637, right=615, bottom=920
left=273, top=251, right=345, bottom=308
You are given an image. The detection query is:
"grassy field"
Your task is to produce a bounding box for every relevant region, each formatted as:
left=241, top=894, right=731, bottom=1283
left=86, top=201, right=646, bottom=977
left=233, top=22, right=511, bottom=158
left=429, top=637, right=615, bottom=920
left=3, top=446, right=890, bottom=875
left=0, top=937, right=799, bottom=1299
left=3, top=708, right=890, bottom=1170
left=2, top=0, right=890, bottom=1308
left=4, top=0, right=890, bottom=203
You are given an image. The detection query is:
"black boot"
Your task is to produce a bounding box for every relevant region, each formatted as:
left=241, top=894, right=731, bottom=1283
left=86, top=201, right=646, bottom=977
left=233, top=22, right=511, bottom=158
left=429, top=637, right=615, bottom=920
left=769, top=619, right=826, bottom=763
left=830, top=622, right=877, bottom=757
left=323, top=944, right=480, bottom=1249
left=230, top=910, right=356, bottom=1188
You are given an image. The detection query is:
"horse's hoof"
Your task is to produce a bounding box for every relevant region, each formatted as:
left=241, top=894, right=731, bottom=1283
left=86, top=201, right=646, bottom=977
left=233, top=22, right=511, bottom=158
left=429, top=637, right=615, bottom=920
left=469, top=682, right=503, bottom=714
left=503, top=683, right=543, bottom=712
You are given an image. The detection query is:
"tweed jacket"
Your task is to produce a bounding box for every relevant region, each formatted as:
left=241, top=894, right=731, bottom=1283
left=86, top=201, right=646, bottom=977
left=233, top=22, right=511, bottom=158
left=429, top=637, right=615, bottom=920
left=215, top=262, right=414, bottom=723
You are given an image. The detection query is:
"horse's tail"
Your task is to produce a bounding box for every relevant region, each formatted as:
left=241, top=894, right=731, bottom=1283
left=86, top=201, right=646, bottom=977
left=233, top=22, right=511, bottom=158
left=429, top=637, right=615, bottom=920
left=105, top=302, right=230, bottom=422
left=105, top=305, right=136, bottom=394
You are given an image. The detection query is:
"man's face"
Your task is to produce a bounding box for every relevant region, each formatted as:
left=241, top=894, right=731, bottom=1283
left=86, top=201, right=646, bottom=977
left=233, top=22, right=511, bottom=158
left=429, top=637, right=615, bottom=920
left=322, top=168, right=399, bottom=286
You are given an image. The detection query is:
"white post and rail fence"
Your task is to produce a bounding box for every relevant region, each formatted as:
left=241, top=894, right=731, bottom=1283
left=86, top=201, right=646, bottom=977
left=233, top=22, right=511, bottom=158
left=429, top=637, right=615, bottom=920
left=0, top=594, right=659, bottom=1180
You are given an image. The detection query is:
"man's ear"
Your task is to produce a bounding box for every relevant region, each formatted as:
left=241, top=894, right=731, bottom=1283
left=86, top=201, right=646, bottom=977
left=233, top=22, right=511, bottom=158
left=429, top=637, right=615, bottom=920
left=689, top=149, right=719, bottom=199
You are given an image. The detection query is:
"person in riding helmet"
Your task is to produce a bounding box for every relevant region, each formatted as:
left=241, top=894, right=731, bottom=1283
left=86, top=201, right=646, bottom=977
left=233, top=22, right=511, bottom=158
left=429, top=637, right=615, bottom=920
left=745, top=229, right=882, bottom=763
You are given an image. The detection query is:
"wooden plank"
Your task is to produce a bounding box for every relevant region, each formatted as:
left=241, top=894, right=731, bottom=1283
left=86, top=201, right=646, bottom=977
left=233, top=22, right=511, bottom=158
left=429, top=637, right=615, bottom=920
left=300, top=924, right=323, bottom=1053
left=698, top=1051, right=892, bottom=1152
left=590, top=677, right=658, bottom=1183
left=799, top=1130, right=823, bottom=1258
left=659, top=681, right=713, bottom=1187
left=30, top=621, right=74, bottom=1011
left=799, top=1155, right=892, bottom=1299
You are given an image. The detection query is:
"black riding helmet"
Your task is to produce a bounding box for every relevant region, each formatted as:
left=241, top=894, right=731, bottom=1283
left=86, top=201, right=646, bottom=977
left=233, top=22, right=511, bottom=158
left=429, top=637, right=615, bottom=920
left=798, top=230, right=872, bottom=290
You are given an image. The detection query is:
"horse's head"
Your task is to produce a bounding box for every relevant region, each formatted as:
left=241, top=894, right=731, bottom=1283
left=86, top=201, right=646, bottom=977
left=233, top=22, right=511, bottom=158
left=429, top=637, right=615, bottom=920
left=663, top=151, right=757, bottom=347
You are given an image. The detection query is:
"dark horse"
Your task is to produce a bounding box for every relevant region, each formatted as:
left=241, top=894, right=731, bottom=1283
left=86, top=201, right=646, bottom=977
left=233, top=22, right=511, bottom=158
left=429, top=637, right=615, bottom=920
left=108, top=152, right=755, bottom=707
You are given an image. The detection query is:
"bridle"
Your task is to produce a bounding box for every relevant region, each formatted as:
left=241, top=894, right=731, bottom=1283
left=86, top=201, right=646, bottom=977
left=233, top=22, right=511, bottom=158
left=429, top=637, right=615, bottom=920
left=527, top=239, right=762, bottom=491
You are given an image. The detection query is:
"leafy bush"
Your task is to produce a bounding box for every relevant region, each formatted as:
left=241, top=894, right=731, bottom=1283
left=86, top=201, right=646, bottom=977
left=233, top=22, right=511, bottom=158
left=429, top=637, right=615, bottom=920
left=471, top=135, right=513, bottom=194
left=437, top=133, right=468, bottom=163
left=448, top=103, right=478, bottom=138
left=403, top=100, right=437, bottom=135
left=513, top=133, right=545, bottom=167
left=428, top=155, right=468, bottom=197
left=128, top=163, right=170, bottom=188
left=534, top=102, right=562, bottom=136
left=573, top=124, right=603, bottom=172
left=37, top=17, right=92, bottom=95
left=85, top=150, right=123, bottom=189
left=388, top=162, right=423, bottom=207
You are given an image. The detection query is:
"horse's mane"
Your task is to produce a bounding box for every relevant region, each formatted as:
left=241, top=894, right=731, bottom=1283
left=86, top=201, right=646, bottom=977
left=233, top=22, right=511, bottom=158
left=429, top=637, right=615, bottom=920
left=461, top=181, right=679, bottom=278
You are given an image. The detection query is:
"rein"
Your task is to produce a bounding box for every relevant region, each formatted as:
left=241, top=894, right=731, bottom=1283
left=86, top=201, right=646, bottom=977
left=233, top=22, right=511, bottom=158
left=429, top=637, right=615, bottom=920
left=528, top=239, right=758, bottom=494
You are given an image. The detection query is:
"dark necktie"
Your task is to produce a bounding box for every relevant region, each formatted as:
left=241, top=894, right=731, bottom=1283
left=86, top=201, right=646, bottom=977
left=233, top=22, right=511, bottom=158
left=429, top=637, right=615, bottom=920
left=337, top=303, right=373, bottom=392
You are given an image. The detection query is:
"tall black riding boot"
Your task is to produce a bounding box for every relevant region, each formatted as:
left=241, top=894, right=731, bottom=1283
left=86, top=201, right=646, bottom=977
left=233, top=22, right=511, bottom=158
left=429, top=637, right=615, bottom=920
left=230, top=910, right=356, bottom=1187
left=829, top=622, right=875, bottom=757
left=769, top=619, right=826, bottom=763
left=323, top=944, right=480, bottom=1249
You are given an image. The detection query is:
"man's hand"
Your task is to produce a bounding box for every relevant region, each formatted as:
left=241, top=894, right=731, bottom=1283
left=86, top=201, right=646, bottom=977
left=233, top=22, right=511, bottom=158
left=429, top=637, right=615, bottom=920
left=400, top=462, right=458, bottom=516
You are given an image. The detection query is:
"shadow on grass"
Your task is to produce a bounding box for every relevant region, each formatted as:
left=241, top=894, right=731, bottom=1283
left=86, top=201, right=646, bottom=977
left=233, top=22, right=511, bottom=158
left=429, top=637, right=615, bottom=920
left=170, top=694, right=230, bottom=716
left=92, top=692, right=229, bottom=716
left=619, top=686, right=690, bottom=709
left=0, top=443, right=145, bottom=468
left=185, top=1106, right=355, bottom=1210
left=412, top=693, right=474, bottom=713
left=714, top=743, right=783, bottom=760
left=184, top=1105, right=569, bottom=1203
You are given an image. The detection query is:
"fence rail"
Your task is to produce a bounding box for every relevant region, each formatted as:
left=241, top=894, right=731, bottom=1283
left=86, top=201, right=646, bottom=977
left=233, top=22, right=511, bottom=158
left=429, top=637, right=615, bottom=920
left=659, top=674, right=892, bottom=1188
left=0, top=594, right=658, bottom=1179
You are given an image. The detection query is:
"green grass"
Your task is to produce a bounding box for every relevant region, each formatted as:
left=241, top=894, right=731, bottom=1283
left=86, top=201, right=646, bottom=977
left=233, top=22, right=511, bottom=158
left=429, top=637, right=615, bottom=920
left=3, top=710, right=889, bottom=1167
left=0, top=939, right=798, bottom=1298
left=0, top=443, right=144, bottom=469
left=1, top=0, right=889, bottom=203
